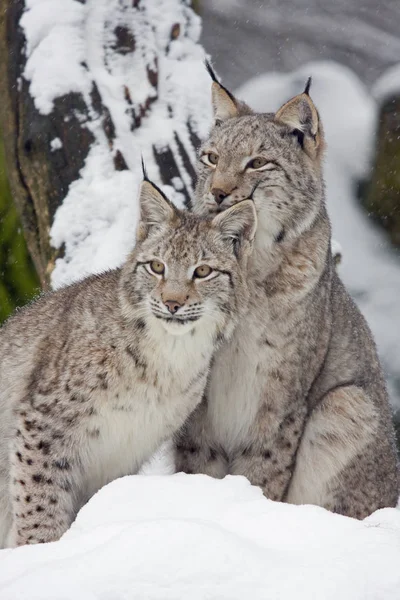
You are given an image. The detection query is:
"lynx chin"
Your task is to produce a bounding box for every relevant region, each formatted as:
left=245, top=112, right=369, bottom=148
left=174, top=64, right=399, bottom=518
left=0, top=178, right=256, bottom=547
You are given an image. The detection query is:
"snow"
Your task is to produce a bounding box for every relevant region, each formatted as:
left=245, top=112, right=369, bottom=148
left=22, top=0, right=91, bottom=116
left=50, top=144, right=140, bottom=280
left=237, top=61, right=400, bottom=412
left=50, top=137, right=63, bottom=151
left=0, top=474, right=399, bottom=600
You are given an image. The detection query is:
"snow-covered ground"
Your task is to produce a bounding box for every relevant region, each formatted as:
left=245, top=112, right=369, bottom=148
left=0, top=474, right=400, bottom=600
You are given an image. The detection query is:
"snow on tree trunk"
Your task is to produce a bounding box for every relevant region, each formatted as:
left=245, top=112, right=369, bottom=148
left=0, top=0, right=211, bottom=289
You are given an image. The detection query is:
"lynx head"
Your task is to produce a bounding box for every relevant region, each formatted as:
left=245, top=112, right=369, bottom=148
left=195, top=63, right=326, bottom=249
left=120, top=179, right=257, bottom=338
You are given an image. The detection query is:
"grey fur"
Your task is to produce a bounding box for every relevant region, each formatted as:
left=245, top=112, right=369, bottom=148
left=174, top=81, right=399, bottom=518
left=0, top=181, right=256, bottom=546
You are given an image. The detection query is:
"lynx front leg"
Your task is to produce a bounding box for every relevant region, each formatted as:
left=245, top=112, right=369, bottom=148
left=174, top=400, right=228, bottom=478
left=8, top=415, right=77, bottom=546
left=285, top=385, right=393, bottom=518
left=230, top=404, right=307, bottom=502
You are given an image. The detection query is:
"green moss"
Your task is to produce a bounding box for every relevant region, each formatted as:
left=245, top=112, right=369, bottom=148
left=0, top=135, right=40, bottom=323
left=191, top=0, right=201, bottom=15
left=363, top=96, right=400, bottom=246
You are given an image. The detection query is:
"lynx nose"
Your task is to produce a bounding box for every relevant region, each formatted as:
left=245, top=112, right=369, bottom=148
left=211, top=188, right=228, bottom=205
left=164, top=300, right=183, bottom=315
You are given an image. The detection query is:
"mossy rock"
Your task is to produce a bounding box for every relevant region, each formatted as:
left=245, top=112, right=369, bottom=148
left=0, top=135, right=39, bottom=323
left=363, top=95, right=400, bottom=246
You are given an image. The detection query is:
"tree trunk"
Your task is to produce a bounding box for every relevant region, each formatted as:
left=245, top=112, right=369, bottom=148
left=0, top=0, right=207, bottom=289
left=363, top=94, right=400, bottom=247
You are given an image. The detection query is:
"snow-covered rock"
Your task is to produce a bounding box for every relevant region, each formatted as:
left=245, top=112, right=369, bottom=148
left=0, top=474, right=399, bottom=600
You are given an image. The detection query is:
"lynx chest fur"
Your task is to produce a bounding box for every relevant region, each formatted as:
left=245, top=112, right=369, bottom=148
left=79, top=329, right=212, bottom=502
left=206, top=286, right=277, bottom=453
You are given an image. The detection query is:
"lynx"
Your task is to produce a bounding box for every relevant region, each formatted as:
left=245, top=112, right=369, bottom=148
left=174, top=66, right=399, bottom=518
left=0, top=177, right=256, bottom=546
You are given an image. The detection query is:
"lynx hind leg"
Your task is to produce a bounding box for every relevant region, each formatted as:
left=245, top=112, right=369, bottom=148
left=175, top=438, right=227, bottom=478
left=8, top=417, right=77, bottom=546
left=174, top=401, right=228, bottom=478
left=285, top=385, right=389, bottom=518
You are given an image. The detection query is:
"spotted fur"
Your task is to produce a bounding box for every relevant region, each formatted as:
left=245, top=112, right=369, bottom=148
left=0, top=181, right=256, bottom=547
left=174, top=73, right=399, bottom=518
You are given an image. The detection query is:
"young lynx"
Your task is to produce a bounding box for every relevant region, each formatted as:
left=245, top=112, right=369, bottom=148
left=0, top=178, right=256, bottom=547
left=174, top=66, right=399, bottom=518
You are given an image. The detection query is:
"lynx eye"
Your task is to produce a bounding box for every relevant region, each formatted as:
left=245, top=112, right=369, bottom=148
left=201, top=152, right=219, bottom=167
left=149, top=260, right=165, bottom=275
left=246, top=157, right=269, bottom=170
left=193, top=265, right=213, bottom=279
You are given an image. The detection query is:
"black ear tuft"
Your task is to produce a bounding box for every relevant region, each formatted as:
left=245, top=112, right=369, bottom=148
left=139, top=161, right=171, bottom=204
left=304, top=77, right=312, bottom=96
left=141, top=156, right=149, bottom=182
left=205, top=59, right=219, bottom=84
left=206, top=59, right=237, bottom=105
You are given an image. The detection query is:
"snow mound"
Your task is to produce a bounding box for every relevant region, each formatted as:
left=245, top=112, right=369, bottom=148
left=237, top=61, right=400, bottom=411
left=0, top=474, right=399, bottom=599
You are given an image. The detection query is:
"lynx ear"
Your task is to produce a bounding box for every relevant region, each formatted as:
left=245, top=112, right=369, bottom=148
left=137, top=180, right=177, bottom=241
left=205, top=60, right=253, bottom=124
left=212, top=82, right=239, bottom=122
left=274, top=78, right=324, bottom=161
left=212, top=200, right=257, bottom=248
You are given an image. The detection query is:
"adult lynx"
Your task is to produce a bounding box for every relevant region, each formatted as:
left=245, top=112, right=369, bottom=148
left=174, top=67, right=399, bottom=518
